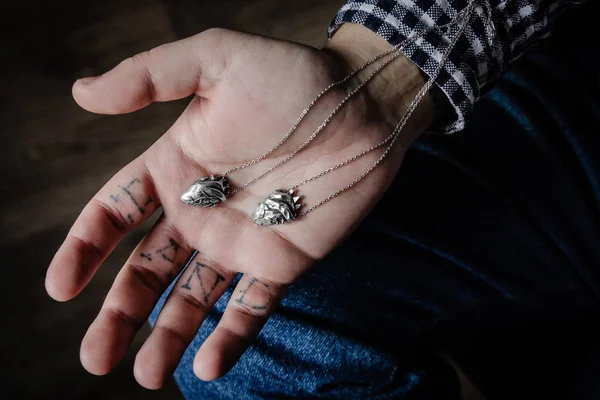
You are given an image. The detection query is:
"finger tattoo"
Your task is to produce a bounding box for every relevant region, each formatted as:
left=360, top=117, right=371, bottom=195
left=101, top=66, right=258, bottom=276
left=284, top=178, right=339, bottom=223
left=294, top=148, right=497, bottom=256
left=235, top=278, right=272, bottom=311
left=139, top=238, right=185, bottom=281
left=181, top=262, right=226, bottom=303
left=109, top=178, right=153, bottom=223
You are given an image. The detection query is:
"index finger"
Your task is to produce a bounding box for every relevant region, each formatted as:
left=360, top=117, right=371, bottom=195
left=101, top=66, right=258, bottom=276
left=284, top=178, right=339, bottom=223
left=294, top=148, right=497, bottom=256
left=45, top=157, right=158, bottom=301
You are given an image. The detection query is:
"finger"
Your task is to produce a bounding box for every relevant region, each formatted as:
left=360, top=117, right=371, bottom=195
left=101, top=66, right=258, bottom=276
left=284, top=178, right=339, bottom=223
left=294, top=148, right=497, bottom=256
left=80, top=215, right=194, bottom=376
left=193, top=274, right=287, bottom=381
left=72, top=28, right=233, bottom=115
left=133, top=256, right=235, bottom=389
left=46, top=158, right=158, bottom=301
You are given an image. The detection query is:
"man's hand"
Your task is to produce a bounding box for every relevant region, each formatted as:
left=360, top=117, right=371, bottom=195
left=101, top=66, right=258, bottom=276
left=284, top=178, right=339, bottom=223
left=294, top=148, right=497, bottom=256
left=45, top=25, right=432, bottom=389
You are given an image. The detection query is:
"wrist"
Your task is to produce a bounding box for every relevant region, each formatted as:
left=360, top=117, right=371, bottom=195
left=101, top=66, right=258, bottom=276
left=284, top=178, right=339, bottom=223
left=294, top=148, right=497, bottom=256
left=323, top=23, right=434, bottom=140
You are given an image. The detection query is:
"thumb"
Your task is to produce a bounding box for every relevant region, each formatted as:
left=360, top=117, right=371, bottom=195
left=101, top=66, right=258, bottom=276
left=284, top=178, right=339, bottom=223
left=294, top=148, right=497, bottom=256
left=72, top=29, right=230, bottom=115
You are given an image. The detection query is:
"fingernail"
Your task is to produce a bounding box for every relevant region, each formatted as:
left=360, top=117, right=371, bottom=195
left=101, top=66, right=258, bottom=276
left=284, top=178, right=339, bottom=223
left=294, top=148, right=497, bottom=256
left=76, top=76, right=99, bottom=85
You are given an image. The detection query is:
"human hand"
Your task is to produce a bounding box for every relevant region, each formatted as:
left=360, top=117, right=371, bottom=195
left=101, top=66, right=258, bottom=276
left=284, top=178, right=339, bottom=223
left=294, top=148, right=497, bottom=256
left=46, top=24, right=432, bottom=388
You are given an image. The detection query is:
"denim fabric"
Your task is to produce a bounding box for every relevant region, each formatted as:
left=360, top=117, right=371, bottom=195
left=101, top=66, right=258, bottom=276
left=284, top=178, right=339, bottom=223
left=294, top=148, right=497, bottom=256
left=149, top=4, right=600, bottom=399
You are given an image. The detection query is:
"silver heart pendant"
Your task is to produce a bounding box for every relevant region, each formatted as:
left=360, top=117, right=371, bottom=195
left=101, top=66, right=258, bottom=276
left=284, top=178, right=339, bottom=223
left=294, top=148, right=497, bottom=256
left=252, top=189, right=302, bottom=226
left=180, top=175, right=230, bottom=208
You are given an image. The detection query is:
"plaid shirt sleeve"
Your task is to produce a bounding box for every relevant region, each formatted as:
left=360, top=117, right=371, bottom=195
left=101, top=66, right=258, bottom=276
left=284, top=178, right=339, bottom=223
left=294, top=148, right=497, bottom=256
left=329, top=0, right=587, bottom=133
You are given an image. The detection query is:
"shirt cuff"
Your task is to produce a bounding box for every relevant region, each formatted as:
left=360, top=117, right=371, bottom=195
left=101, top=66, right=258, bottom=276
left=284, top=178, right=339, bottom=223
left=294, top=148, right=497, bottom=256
left=329, top=1, right=490, bottom=133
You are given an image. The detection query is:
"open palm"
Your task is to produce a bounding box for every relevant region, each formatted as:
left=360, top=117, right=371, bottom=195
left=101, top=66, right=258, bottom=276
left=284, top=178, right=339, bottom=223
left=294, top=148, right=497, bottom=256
left=46, top=28, right=421, bottom=389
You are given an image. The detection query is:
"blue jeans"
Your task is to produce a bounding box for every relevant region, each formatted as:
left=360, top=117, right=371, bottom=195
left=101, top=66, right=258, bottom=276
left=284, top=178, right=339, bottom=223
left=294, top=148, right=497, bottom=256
left=150, top=5, right=600, bottom=399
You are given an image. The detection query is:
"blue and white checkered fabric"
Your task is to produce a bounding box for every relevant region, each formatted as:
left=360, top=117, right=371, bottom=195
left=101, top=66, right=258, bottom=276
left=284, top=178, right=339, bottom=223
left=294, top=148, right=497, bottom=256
left=329, top=0, right=586, bottom=132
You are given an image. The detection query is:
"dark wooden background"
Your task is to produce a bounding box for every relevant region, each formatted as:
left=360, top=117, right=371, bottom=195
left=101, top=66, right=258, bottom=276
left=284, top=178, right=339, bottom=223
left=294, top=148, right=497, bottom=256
left=0, top=1, right=343, bottom=398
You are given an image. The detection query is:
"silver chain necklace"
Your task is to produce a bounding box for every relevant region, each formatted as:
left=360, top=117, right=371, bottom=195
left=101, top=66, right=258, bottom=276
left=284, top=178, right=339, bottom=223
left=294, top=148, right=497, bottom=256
left=181, top=0, right=482, bottom=226
left=180, top=48, right=402, bottom=208
left=179, top=23, right=446, bottom=209
left=252, top=2, right=478, bottom=226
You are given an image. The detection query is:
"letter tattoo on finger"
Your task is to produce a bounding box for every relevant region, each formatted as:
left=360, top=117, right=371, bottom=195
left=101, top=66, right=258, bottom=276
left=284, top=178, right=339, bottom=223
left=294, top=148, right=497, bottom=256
left=181, top=262, right=226, bottom=303
left=109, top=178, right=153, bottom=223
left=139, top=238, right=184, bottom=281
left=235, top=278, right=272, bottom=311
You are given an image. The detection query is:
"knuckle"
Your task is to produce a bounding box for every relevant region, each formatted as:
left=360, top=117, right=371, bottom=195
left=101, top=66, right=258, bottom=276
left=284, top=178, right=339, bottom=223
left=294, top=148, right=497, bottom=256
left=154, top=324, right=188, bottom=347
left=171, top=289, right=211, bottom=314
left=126, top=263, right=166, bottom=295
left=103, top=307, right=145, bottom=329
left=91, top=199, right=129, bottom=234
left=230, top=300, right=267, bottom=319
left=193, top=27, right=240, bottom=89
left=70, top=234, right=104, bottom=263
left=127, top=51, right=156, bottom=101
left=230, top=276, right=280, bottom=318
left=218, top=324, right=253, bottom=344
left=200, top=27, right=231, bottom=42
left=129, top=50, right=152, bottom=66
